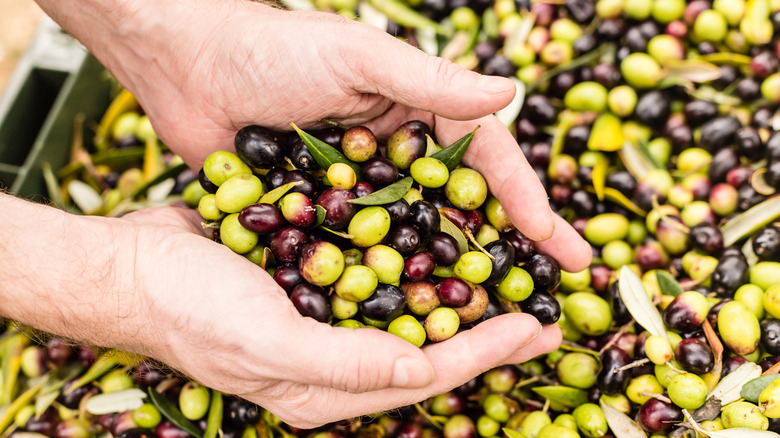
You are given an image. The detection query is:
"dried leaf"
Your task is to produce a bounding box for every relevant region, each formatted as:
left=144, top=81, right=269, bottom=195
left=665, top=60, right=722, bottom=83
left=148, top=387, right=203, bottom=438
left=601, top=187, right=648, bottom=217
left=656, top=271, right=684, bottom=297
left=349, top=177, right=413, bottom=206
left=588, top=113, right=624, bottom=152
left=259, top=181, right=303, bottom=205
left=707, top=362, right=762, bottom=405
left=495, top=79, right=525, bottom=128
left=699, top=53, right=753, bottom=66
left=721, top=196, right=780, bottom=247
left=691, top=397, right=721, bottom=422
left=430, top=126, right=479, bottom=171
left=85, top=388, right=147, bottom=415
left=291, top=123, right=361, bottom=176
left=702, top=320, right=723, bottom=392
left=741, top=375, right=780, bottom=403
left=592, top=159, right=607, bottom=201
left=708, top=429, right=780, bottom=438
left=531, top=386, right=588, bottom=408
left=599, top=400, right=647, bottom=438
left=440, top=215, right=469, bottom=254
left=618, top=266, right=667, bottom=339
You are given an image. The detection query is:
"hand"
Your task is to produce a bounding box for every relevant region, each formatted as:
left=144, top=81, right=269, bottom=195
left=116, top=207, right=559, bottom=428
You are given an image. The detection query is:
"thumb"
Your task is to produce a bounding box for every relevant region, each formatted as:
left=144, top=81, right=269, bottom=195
left=275, top=311, right=435, bottom=393
left=346, top=26, right=516, bottom=120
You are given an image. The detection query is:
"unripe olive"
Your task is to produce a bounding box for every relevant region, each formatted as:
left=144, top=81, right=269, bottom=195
left=445, top=168, right=488, bottom=210
left=563, top=82, right=608, bottom=112
left=197, top=194, right=224, bottom=221
left=694, top=10, right=728, bottom=42
left=331, top=294, right=358, bottom=320
left=341, top=126, right=377, bottom=162
left=563, top=292, right=612, bottom=335
left=718, top=301, right=761, bottom=355
left=387, top=315, right=426, bottom=347
left=600, top=393, right=631, bottom=413
left=644, top=335, right=674, bottom=365
left=424, top=307, right=460, bottom=342
left=334, top=265, right=378, bottom=302
left=363, top=245, right=405, bottom=284
left=179, top=382, right=210, bottom=421
left=327, top=163, right=357, bottom=189
left=559, top=268, right=591, bottom=293
left=735, top=284, right=765, bottom=320
left=496, top=266, right=534, bottom=302
left=538, top=424, right=579, bottom=438
left=203, top=151, right=252, bottom=186
left=454, top=251, right=493, bottom=284
left=584, top=214, right=630, bottom=246
left=215, top=174, right=264, bottom=213
left=299, top=241, right=346, bottom=286
left=573, top=403, right=607, bottom=438
left=721, top=401, right=768, bottom=430
left=553, top=413, right=578, bottom=430
left=751, top=262, right=780, bottom=291
left=759, top=378, right=780, bottom=419
left=556, top=352, right=599, bottom=389
left=620, top=53, right=662, bottom=89
left=485, top=196, right=513, bottom=232
left=626, top=375, right=665, bottom=405
left=220, top=213, right=258, bottom=254
left=518, top=411, right=552, bottom=438
left=667, top=373, right=707, bottom=410
left=410, top=157, right=449, bottom=188
left=608, top=85, right=637, bottom=117
left=100, top=369, right=134, bottom=393
left=348, top=207, right=392, bottom=247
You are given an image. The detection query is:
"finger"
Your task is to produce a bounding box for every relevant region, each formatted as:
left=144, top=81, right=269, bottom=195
left=434, top=115, right=556, bottom=241
left=534, top=214, right=593, bottom=272
left=264, top=313, right=550, bottom=428
left=342, top=24, right=516, bottom=121
left=267, top=310, right=435, bottom=394
left=124, top=206, right=211, bottom=237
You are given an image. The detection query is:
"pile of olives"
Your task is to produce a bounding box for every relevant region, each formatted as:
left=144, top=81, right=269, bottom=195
left=194, top=121, right=563, bottom=346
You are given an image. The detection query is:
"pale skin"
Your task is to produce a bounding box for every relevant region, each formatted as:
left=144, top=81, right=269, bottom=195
left=0, top=0, right=592, bottom=428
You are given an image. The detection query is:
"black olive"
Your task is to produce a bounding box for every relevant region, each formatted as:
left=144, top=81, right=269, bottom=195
left=699, top=117, right=741, bottom=151
left=597, top=346, right=631, bottom=395
left=634, top=91, right=671, bottom=127
left=520, top=292, right=561, bottom=325
left=483, top=240, right=515, bottom=286
left=711, top=255, right=749, bottom=297
left=234, top=125, right=285, bottom=169
left=359, top=284, right=406, bottom=322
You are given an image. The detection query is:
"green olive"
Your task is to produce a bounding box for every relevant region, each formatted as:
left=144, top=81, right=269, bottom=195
left=215, top=174, right=264, bottom=213
left=496, top=266, right=534, bottom=302
left=424, top=307, right=460, bottom=342
left=485, top=196, right=513, bottom=232
left=735, top=284, right=765, bottom=320
left=751, top=262, right=780, bottom=291
left=203, top=150, right=252, bottom=186
left=654, top=359, right=683, bottom=389
left=331, top=293, right=359, bottom=320
left=182, top=180, right=208, bottom=207
left=668, top=373, right=707, bottom=410
left=477, top=415, right=501, bottom=437
left=538, top=424, right=579, bottom=438
left=475, top=224, right=500, bottom=247
left=651, top=0, right=685, bottom=22
left=602, top=240, right=633, bottom=270
left=620, top=53, right=662, bottom=89
left=299, top=241, right=345, bottom=286
left=483, top=394, right=512, bottom=423
left=133, top=403, right=162, bottom=429
left=454, top=251, right=493, bottom=284
left=607, top=85, right=637, bottom=117
left=564, top=82, right=608, bottom=112
left=759, top=377, right=780, bottom=419
left=388, top=315, right=426, bottom=347
left=327, top=163, right=357, bottom=190
left=518, top=410, right=552, bottom=437
left=553, top=413, right=578, bottom=430
left=220, top=213, right=258, bottom=254
left=559, top=268, right=591, bottom=293
left=721, top=401, right=768, bottom=430
left=348, top=207, right=392, bottom=247
left=179, top=381, right=210, bottom=421
left=694, top=10, right=728, bottom=42
left=600, top=394, right=631, bottom=413
left=100, top=369, right=134, bottom=393
left=718, top=301, right=760, bottom=355
left=572, top=403, right=607, bottom=438
left=334, top=265, right=378, bottom=302
left=362, top=245, right=405, bottom=284
left=445, top=168, right=488, bottom=211
left=112, top=112, right=140, bottom=139
left=644, top=335, right=673, bottom=365
left=626, top=375, right=665, bottom=405
left=584, top=213, right=629, bottom=246
left=556, top=352, right=599, bottom=389
left=563, top=293, right=612, bottom=335
left=410, top=157, right=449, bottom=188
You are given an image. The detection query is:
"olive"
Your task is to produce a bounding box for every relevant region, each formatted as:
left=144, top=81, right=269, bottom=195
left=59, top=381, right=96, bottom=410
left=361, top=157, right=399, bottom=188
left=520, top=292, right=561, bottom=324
left=313, top=127, right=344, bottom=150
left=409, top=200, right=441, bottom=236
left=437, top=278, right=473, bottom=308
left=386, top=224, right=421, bottom=256
left=637, top=398, right=682, bottom=434
left=721, top=402, right=769, bottom=430
left=116, top=429, right=157, bottom=438
left=668, top=373, right=708, bottom=411
left=405, top=251, right=436, bottom=281
left=273, top=263, right=304, bottom=294
left=634, top=90, right=671, bottom=126
left=388, top=315, right=426, bottom=347
left=334, top=265, right=378, bottom=302
left=263, top=167, right=287, bottom=190
left=722, top=355, right=749, bottom=377
left=384, top=199, right=411, bottom=223
left=557, top=352, right=599, bottom=389
left=348, top=206, right=392, bottom=247
left=283, top=169, right=318, bottom=199
left=699, top=116, right=741, bottom=151
left=387, top=121, right=430, bottom=169
left=179, top=381, right=210, bottom=421
left=684, top=100, right=718, bottom=127
left=526, top=254, right=561, bottom=292
left=225, top=397, right=261, bottom=427
left=763, top=319, right=780, bottom=356
left=598, top=346, right=631, bottom=395
left=689, top=222, right=724, bottom=254
left=279, top=192, right=316, bottom=228
left=483, top=55, right=517, bottom=77
left=288, top=136, right=319, bottom=170
left=202, top=151, right=252, bottom=187
left=298, top=241, right=344, bottom=286
left=662, top=291, right=709, bottom=333
left=220, top=213, right=258, bottom=254
left=503, top=229, right=536, bottom=263
left=234, top=125, right=284, bottom=169
left=565, top=0, right=595, bottom=22
left=428, top=232, right=462, bottom=266
left=402, top=281, right=440, bottom=316
left=482, top=240, right=514, bottom=286
left=270, top=227, right=308, bottom=262
left=197, top=168, right=218, bottom=194
left=316, top=188, right=357, bottom=230
left=327, top=163, right=356, bottom=190
left=341, top=126, right=377, bottom=162
left=674, top=338, right=713, bottom=374
left=572, top=403, right=608, bottom=438
left=760, top=378, right=780, bottom=419
left=711, top=255, right=749, bottom=297
left=359, top=284, right=406, bottom=322
left=290, top=283, right=331, bottom=323
left=719, top=300, right=761, bottom=355
left=753, top=226, right=780, bottom=261
left=525, top=95, right=559, bottom=125
left=132, top=361, right=167, bottom=388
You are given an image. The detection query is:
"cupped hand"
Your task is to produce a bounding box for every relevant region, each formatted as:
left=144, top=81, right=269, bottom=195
left=118, top=206, right=560, bottom=428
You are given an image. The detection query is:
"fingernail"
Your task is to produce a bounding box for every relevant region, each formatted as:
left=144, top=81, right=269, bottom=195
left=526, top=212, right=556, bottom=242
left=479, top=76, right=515, bottom=95
left=391, top=357, right=435, bottom=388
left=520, top=323, right=543, bottom=349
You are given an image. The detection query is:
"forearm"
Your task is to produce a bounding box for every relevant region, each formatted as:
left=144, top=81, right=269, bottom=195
left=0, top=193, right=138, bottom=349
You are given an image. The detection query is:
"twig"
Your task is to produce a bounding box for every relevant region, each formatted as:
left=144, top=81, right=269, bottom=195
left=463, top=228, right=495, bottom=260
left=643, top=392, right=672, bottom=404
left=613, top=358, right=650, bottom=373
left=600, top=319, right=635, bottom=355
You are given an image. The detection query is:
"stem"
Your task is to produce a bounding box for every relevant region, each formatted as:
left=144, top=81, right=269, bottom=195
left=599, top=319, right=635, bottom=355
left=463, top=228, right=495, bottom=260
left=613, top=358, right=650, bottom=374
left=642, top=392, right=672, bottom=404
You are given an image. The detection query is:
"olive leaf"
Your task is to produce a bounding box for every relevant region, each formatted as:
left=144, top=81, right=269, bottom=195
left=1, top=332, right=28, bottom=405
left=203, top=390, right=223, bottom=438
left=290, top=123, right=361, bottom=176
left=619, top=141, right=657, bottom=181
left=502, top=428, right=523, bottom=438
left=691, top=397, right=722, bottom=422
left=637, top=139, right=665, bottom=169
left=424, top=134, right=440, bottom=157
left=592, top=159, right=607, bottom=201
left=430, top=126, right=479, bottom=171
left=41, top=162, right=65, bottom=209
left=67, top=180, right=103, bottom=215
left=349, top=177, right=413, bottom=206
left=148, top=387, right=204, bottom=438
left=740, top=375, right=780, bottom=403
left=664, top=60, right=722, bottom=83
left=585, top=187, right=647, bottom=217
left=313, top=205, right=327, bottom=227
left=259, top=181, right=303, bottom=205
left=320, top=227, right=354, bottom=239
left=0, top=377, right=46, bottom=436
left=495, top=78, right=525, bottom=127
left=700, top=53, right=753, bottom=66
left=656, top=271, right=684, bottom=297
left=367, top=0, right=451, bottom=36
left=531, top=386, right=588, bottom=408
left=618, top=266, right=667, bottom=339
left=599, top=400, right=646, bottom=438
left=707, top=362, right=762, bottom=405
left=440, top=215, right=469, bottom=254
left=85, top=388, right=147, bottom=415
left=721, top=196, right=780, bottom=247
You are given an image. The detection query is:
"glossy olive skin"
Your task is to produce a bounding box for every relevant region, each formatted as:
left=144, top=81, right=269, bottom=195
left=234, top=125, right=285, bottom=169
left=699, top=117, right=741, bottom=151
left=502, top=229, right=536, bottom=263
left=384, top=199, right=411, bottom=223
left=283, top=170, right=318, bottom=199
left=273, top=263, right=304, bottom=294
left=520, top=292, right=561, bottom=325
left=637, top=399, right=682, bottom=434
left=684, top=100, right=718, bottom=126
left=753, top=226, right=780, bottom=261
left=197, top=168, right=218, bottom=194
left=405, top=251, right=436, bottom=281
left=690, top=223, right=724, bottom=254
left=290, top=283, right=331, bottom=323
left=711, top=255, right=749, bottom=297
left=482, top=240, right=515, bottom=286
left=288, top=136, right=319, bottom=170
left=387, top=224, right=421, bottom=256
left=525, top=254, right=561, bottom=292
left=270, top=227, right=308, bottom=262
left=762, top=319, right=780, bottom=356
left=387, top=121, right=430, bottom=169
left=362, top=157, right=399, bottom=188
left=429, top=232, right=462, bottom=266
left=606, top=280, right=632, bottom=325
left=316, top=188, right=357, bottom=230
left=597, top=346, right=631, bottom=395
left=437, top=278, right=473, bottom=308
left=409, top=201, right=441, bottom=236
left=674, top=338, right=714, bottom=374
left=263, top=167, right=287, bottom=190
left=225, top=397, right=262, bottom=427
left=359, top=284, right=407, bottom=322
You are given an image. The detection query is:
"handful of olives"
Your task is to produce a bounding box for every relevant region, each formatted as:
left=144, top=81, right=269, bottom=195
left=193, top=121, right=562, bottom=345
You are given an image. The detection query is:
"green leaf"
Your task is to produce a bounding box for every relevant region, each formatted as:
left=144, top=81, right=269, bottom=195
left=430, top=127, right=479, bottom=171
left=66, top=351, right=122, bottom=395
left=203, top=390, right=223, bottom=438
left=41, top=162, right=65, bottom=209
left=349, top=177, right=413, bottom=206
left=85, top=388, right=147, bottom=415
left=665, top=59, right=722, bottom=83
left=699, top=53, right=753, bottom=66
left=721, top=196, right=780, bottom=247
left=531, top=386, right=588, bottom=408
left=424, top=134, right=440, bottom=157
left=313, top=205, right=327, bottom=227
left=259, top=181, right=303, bottom=205
left=367, top=0, right=452, bottom=36
left=503, top=428, right=524, bottom=438
left=619, top=142, right=657, bottom=181
left=147, top=388, right=203, bottom=438
left=592, top=159, right=607, bottom=201
left=290, top=123, right=361, bottom=176
left=656, top=271, right=684, bottom=297
left=0, top=377, right=45, bottom=436
left=321, top=227, right=354, bottom=239
left=618, top=266, right=667, bottom=339
left=740, top=375, right=780, bottom=403
left=440, top=215, right=469, bottom=254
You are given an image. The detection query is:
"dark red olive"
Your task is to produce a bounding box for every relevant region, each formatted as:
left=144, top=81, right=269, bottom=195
left=290, top=283, right=331, bottom=323
left=405, top=251, right=436, bottom=281
left=436, top=278, right=473, bottom=308
left=707, top=298, right=732, bottom=329
left=270, top=227, right=308, bottom=262
left=607, top=280, right=632, bottom=325
left=675, top=338, right=714, bottom=374
left=156, top=421, right=191, bottom=438
left=637, top=399, right=682, bottom=434
left=263, top=167, right=287, bottom=191
left=502, top=229, right=536, bottom=263
left=597, top=346, right=631, bottom=396
left=440, top=208, right=468, bottom=230
left=722, top=355, right=749, bottom=377
left=283, top=169, right=318, bottom=199
left=316, top=188, right=357, bottom=230
left=684, top=100, right=718, bottom=127
left=384, top=199, right=411, bottom=223
left=699, top=117, right=741, bottom=151
left=362, top=157, right=399, bottom=188
left=46, top=338, right=75, bottom=368
left=239, top=204, right=285, bottom=235
left=428, top=232, right=462, bottom=266
left=132, top=360, right=168, bottom=388
left=353, top=181, right=374, bottom=198
left=690, top=223, right=724, bottom=255
left=273, top=263, right=304, bottom=294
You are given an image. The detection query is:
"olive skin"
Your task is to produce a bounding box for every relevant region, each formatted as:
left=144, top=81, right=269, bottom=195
left=316, top=188, right=357, bottom=230
left=197, top=168, right=218, bottom=194
left=598, top=346, right=631, bottom=395
left=637, top=399, right=682, bottom=434
left=607, top=280, right=633, bottom=325
left=674, top=338, right=714, bottom=374
left=684, top=100, right=718, bottom=127
left=526, top=254, right=561, bottom=292
left=521, top=292, right=561, bottom=325
left=719, top=300, right=761, bottom=355
left=283, top=170, right=318, bottom=199
left=699, top=117, right=741, bottom=151
left=359, top=284, right=407, bottom=322
left=634, top=90, right=670, bottom=127
left=290, top=283, right=332, bottom=323
left=483, top=240, right=515, bottom=286
left=409, top=200, right=441, bottom=236
left=662, top=291, right=709, bottom=333
left=753, top=226, right=780, bottom=261
left=428, top=232, right=462, bottom=266
left=234, top=125, right=284, bottom=169
left=761, top=319, right=780, bottom=356
left=361, top=157, right=399, bottom=188
left=386, top=121, right=430, bottom=169
left=288, top=136, right=319, bottom=170
left=712, top=255, right=749, bottom=297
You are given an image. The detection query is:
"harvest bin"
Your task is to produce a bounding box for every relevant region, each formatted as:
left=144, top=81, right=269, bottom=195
left=0, top=17, right=112, bottom=201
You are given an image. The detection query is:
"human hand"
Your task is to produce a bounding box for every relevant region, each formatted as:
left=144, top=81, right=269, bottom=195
left=115, top=207, right=559, bottom=428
